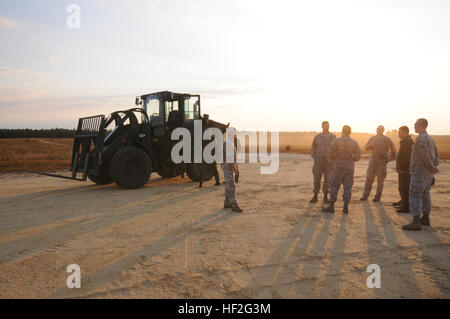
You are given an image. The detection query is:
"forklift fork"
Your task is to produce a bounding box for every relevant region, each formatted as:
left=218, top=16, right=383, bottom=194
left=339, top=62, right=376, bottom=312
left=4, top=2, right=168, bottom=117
left=32, top=115, right=105, bottom=181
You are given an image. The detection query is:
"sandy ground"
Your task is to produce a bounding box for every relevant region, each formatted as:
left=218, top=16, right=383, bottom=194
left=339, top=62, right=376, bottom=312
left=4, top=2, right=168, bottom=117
left=0, top=154, right=448, bottom=299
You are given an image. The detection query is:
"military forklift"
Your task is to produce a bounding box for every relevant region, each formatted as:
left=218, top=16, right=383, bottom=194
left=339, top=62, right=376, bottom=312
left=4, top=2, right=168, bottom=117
left=36, top=91, right=228, bottom=189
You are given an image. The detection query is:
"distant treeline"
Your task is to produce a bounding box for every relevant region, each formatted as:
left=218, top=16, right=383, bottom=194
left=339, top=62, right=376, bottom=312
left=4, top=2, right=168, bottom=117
left=0, top=128, right=76, bottom=138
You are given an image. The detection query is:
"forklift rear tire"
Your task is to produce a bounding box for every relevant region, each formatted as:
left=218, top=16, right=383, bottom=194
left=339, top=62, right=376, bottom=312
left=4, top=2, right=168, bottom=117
left=110, top=147, right=152, bottom=189
left=88, top=164, right=113, bottom=185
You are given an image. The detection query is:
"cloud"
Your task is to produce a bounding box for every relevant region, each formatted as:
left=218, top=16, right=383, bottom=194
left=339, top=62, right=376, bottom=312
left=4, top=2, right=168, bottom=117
left=0, top=86, right=46, bottom=104
left=0, top=92, right=134, bottom=129
left=0, top=16, right=17, bottom=29
left=0, top=66, right=40, bottom=76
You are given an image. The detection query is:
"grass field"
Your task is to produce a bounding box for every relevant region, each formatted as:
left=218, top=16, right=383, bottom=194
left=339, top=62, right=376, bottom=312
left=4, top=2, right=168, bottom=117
left=0, top=138, right=74, bottom=173
left=277, top=132, right=450, bottom=160
left=0, top=133, right=449, bottom=173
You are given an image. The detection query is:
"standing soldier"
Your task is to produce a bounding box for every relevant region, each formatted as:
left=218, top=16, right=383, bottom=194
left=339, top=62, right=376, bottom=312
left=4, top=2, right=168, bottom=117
left=360, top=125, right=397, bottom=202
left=198, top=135, right=221, bottom=188
left=198, top=116, right=222, bottom=188
left=198, top=162, right=221, bottom=188
left=395, top=126, right=414, bottom=213
left=222, top=132, right=243, bottom=213
left=310, top=121, right=336, bottom=203
left=403, top=118, right=439, bottom=231
left=323, top=125, right=361, bottom=214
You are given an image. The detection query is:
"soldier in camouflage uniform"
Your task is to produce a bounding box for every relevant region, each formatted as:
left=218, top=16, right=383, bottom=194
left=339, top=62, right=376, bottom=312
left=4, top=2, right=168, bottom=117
left=221, top=137, right=243, bottom=213
left=198, top=135, right=221, bottom=188
left=403, top=118, right=439, bottom=231
left=360, top=125, right=396, bottom=202
left=395, top=126, right=414, bottom=213
left=198, top=117, right=222, bottom=188
left=323, top=125, right=361, bottom=214
left=198, top=162, right=221, bottom=188
left=310, top=121, right=336, bottom=203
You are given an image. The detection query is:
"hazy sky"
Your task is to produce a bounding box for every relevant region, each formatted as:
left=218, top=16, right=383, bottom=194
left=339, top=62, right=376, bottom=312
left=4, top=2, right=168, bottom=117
left=1, top=0, right=450, bottom=133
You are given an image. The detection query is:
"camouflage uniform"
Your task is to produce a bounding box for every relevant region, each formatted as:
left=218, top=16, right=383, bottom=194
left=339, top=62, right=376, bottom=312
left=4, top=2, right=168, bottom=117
left=221, top=141, right=239, bottom=208
left=409, top=132, right=439, bottom=217
left=328, top=136, right=361, bottom=203
left=396, top=135, right=414, bottom=209
left=310, top=133, right=336, bottom=195
left=362, top=135, right=397, bottom=199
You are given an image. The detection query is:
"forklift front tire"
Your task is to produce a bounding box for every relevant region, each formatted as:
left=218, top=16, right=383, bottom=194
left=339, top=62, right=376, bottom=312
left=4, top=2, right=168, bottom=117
left=110, top=147, right=152, bottom=189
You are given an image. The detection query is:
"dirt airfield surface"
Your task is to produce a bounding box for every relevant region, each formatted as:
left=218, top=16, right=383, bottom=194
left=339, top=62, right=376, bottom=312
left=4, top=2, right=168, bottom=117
left=0, top=154, right=449, bottom=298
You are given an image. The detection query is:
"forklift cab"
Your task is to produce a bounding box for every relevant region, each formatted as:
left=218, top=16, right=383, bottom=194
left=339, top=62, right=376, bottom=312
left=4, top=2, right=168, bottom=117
left=138, top=91, right=201, bottom=137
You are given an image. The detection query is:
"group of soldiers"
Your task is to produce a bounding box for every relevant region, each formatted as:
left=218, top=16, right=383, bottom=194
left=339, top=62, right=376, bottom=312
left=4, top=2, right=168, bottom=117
left=197, top=118, right=440, bottom=231
left=310, top=118, right=439, bottom=231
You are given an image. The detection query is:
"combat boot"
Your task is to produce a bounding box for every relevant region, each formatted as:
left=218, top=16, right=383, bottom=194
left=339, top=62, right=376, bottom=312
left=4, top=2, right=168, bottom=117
left=322, top=202, right=335, bottom=213
left=396, top=207, right=410, bottom=213
left=402, top=216, right=422, bottom=231
left=343, top=202, right=349, bottom=214
left=224, top=202, right=232, bottom=209
left=360, top=196, right=368, bottom=201
left=310, top=193, right=318, bottom=203
left=420, top=213, right=430, bottom=226
left=323, top=193, right=329, bottom=203
left=373, top=194, right=381, bottom=202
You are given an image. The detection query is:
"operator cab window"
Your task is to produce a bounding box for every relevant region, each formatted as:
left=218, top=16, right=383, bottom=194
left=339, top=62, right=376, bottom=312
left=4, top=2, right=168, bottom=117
left=165, top=100, right=179, bottom=122
left=145, top=96, right=163, bottom=125
left=184, top=96, right=200, bottom=120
